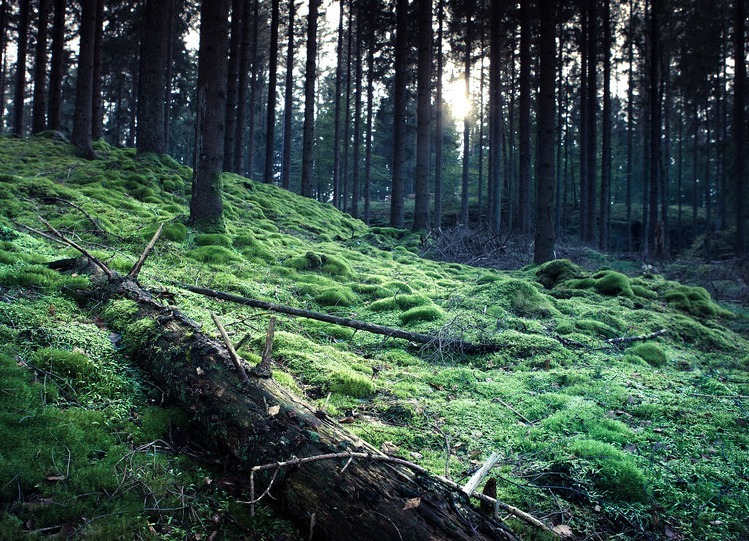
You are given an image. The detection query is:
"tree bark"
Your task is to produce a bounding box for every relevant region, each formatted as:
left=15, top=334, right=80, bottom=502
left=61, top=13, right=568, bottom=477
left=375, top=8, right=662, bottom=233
left=263, top=0, right=280, bottom=184
left=390, top=0, right=408, bottom=228
left=487, top=0, right=503, bottom=233
left=280, top=0, right=295, bottom=190
left=351, top=7, right=363, bottom=218
left=534, top=0, right=556, bottom=264
left=163, top=0, right=176, bottom=152
left=0, top=0, right=7, bottom=133
left=599, top=0, right=611, bottom=250
left=13, top=0, right=31, bottom=136
left=517, top=0, right=531, bottom=234
left=412, top=0, right=432, bottom=231
left=91, top=0, right=104, bottom=140
left=433, top=0, right=445, bottom=229
left=189, top=0, right=230, bottom=231
left=69, top=266, right=517, bottom=541
left=223, top=0, right=243, bottom=171
left=735, top=0, right=746, bottom=256
left=32, top=0, right=50, bottom=134
left=71, top=0, right=97, bottom=159
left=648, top=0, right=661, bottom=258
left=137, top=0, right=170, bottom=155
left=363, top=9, right=375, bottom=224
left=301, top=0, right=319, bottom=197
left=47, top=0, right=66, bottom=132
left=233, top=0, right=252, bottom=175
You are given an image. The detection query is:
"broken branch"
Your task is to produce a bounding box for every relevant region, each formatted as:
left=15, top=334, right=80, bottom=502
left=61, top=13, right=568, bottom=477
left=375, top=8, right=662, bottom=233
left=128, top=223, right=163, bottom=280
left=211, top=312, right=250, bottom=384
left=38, top=216, right=113, bottom=278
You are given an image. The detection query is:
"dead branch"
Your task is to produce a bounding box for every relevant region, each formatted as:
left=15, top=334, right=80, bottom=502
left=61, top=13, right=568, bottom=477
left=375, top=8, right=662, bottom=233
left=172, top=281, right=499, bottom=354
left=41, top=196, right=104, bottom=234
left=492, top=398, right=534, bottom=426
left=251, top=316, right=275, bottom=377
left=38, top=216, right=113, bottom=278
left=211, top=312, right=250, bottom=384
left=605, top=329, right=667, bottom=345
left=128, top=223, right=163, bottom=280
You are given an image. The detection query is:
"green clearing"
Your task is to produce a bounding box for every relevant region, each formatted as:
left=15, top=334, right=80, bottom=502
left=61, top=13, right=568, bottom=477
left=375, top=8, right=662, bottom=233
left=0, top=136, right=748, bottom=540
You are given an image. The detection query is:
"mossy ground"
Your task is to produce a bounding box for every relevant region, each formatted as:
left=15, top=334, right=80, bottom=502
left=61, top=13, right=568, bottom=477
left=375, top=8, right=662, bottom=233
left=1, top=136, right=748, bottom=540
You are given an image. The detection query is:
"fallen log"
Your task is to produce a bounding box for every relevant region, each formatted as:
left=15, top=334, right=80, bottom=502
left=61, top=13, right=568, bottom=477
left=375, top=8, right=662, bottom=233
left=63, top=257, right=523, bottom=540
left=170, top=281, right=500, bottom=354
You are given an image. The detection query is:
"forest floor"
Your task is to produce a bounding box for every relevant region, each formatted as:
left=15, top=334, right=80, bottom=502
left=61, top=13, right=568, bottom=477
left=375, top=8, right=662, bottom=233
left=0, top=134, right=748, bottom=540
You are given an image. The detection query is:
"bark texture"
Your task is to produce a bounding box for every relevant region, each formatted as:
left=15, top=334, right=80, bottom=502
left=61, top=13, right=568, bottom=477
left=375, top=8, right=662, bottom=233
left=137, top=0, right=170, bottom=155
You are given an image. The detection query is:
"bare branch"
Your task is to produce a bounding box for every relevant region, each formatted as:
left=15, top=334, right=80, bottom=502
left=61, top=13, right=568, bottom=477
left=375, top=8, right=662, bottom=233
left=38, top=216, right=113, bottom=278
left=211, top=312, right=250, bottom=384
left=128, top=223, right=163, bottom=281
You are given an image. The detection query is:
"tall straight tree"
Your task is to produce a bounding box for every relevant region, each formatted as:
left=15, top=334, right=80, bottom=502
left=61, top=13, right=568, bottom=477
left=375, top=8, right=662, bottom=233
left=300, top=0, right=319, bottom=197
left=487, top=0, right=503, bottom=232
left=583, top=0, right=597, bottom=243
left=163, top=0, right=176, bottom=152
left=13, top=0, right=31, bottom=136
left=47, top=0, right=66, bottom=131
left=331, top=1, right=345, bottom=206
left=517, top=0, right=531, bottom=233
left=433, top=0, right=444, bottom=228
left=0, top=0, right=7, bottom=132
left=280, top=0, right=295, bottom=190
left=534, top=0, right=556, bottom=263
left=71, top=0, right=97, bottom=159
left=91, top=0, right=104, bottom=139
left=598, top=0, right=611, bottom=249
left=263, top=0, right=281, bottom=184
left=735, top=0, right=746, bottom=256
left=390, top=0, right=408, bottom=228
left=648, top=0, right=661, bottom=257
left=31, top=0, right=49, bottom=134
left=136, top=0, right=171, bottom=155
left=233, top=0, right=252, bottom=174
left=460, top=0, right=473, bottom=226
left=224, top=0, right=243, bottom=171
left=190, top=0, right=231, bottom=230
left=625, top=0, right=634, bottom=251
left=246, top=0, right=260, bottom=178
left=351, top=8, right=363, bottom=217
left=363, top=5, right=375, bottom=224
left=412, top=0, right=432, bottom=231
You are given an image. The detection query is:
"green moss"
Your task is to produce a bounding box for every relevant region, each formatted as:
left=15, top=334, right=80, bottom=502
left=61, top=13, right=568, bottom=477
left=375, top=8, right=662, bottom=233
left=568, top=439, right=646, bottom=502
left=400, top=305, right=444, bottom=324
left=629, top=342, right=667, bottom=367
left=664, top=285, right=731, bottom=318
left=187, top=245, right=240, bottom=264
left=31, top=347, right=97, bottom=383
left=287, top=251, right=353, bottom=277
left=382, top=281, right=413, bottom=294
left=135, top=405, right=188, bottom=443
left=314, top=287, right=357, bottom=307
left=329, top=370, right=375, bottom=397
left=593, top=271, right=635, bottom=298
left=194, top=232, right=233, bottom=248
left=100, top=299, right=140, bottom=329
left=159, top=222, right=188, bottom=242
left=535, top=259, right=585, bottom=289
left=631, top=284, right=657, bottom=299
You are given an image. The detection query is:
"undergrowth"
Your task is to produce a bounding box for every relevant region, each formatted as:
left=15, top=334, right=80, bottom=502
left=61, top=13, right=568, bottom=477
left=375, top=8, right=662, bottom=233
left=0, top=135, right=747, bottom=540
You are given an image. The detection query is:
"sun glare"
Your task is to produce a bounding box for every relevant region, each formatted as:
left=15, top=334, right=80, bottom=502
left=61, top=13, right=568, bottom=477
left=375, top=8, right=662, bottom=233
left=444, top=78, right=472, bottom=120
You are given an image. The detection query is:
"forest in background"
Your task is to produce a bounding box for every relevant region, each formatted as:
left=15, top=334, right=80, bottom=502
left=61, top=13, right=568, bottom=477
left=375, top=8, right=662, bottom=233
left=0, top=0, right=747, bottom=263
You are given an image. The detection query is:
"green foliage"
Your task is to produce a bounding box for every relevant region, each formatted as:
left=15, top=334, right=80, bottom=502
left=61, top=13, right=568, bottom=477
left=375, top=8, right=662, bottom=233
left=314, top=286, right=357, bottom=306
left=195, top=232, right=233, bottom=248
left=188, top=245, right=240, bottom=264
left=287, top=250, right=353, bottom=278
left=568, top=439, right=647, bottom=502
left=400, top=305, right=445, bottom=324
left=664, top=285, right=732, bottom=318
left=592, top=271, right=635, bottom=298
left=629, top=342, right=667, bottom=367
left=535, top=259, right=585, bottom=289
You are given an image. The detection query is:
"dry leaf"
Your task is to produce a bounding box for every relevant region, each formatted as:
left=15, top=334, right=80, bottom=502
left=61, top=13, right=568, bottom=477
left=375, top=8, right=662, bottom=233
left=552, top=524, right=573, bottom=538
left=196, top=366, right=205, bottom=376
left=267, top=405, right=280, bottom=416
left=403, top=497, right=421, bottom=510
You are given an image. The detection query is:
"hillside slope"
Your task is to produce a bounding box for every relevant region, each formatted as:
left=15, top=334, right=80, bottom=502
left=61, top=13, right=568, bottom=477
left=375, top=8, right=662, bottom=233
left=1, top=136, right=748, bottom=540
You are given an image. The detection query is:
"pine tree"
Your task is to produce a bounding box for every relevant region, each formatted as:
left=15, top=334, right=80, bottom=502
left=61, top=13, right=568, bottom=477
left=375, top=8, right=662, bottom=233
left=71, top=0, right=97, bottom=158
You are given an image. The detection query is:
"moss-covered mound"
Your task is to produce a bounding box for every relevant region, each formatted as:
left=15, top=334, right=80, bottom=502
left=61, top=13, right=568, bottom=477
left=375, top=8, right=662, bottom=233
left=0, top=136, right=747, bottom=541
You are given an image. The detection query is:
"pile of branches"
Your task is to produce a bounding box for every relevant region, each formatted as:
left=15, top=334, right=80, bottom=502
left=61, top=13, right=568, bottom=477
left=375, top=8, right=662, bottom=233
left=419, top=225, right=533, bottom=270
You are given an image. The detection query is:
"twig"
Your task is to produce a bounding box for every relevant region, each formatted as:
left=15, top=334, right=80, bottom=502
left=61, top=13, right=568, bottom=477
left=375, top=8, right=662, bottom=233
left=211, top=312, right=250, bottom=384
left=606, top=329, right=667, bottom=345
left=245, top=451, right=555, bottom=535
left=128, top=222, right=163, bottom=280
left=38, top=216, right=113, bottom=278
left=16, top=222, right=67, bottom=245
left=423, top=410, right=452, bottom=479
left=463, top=452, right=501, bottom=496
left=492, top=397, right=533, bottom=426
left=41, top=196, right=104, bottom=233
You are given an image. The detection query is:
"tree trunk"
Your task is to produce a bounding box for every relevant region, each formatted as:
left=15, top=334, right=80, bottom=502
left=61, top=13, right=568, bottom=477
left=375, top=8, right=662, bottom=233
left=46, top=0, right=65, bottom=132
left=91, top=0, right=104, bottom=140
left=163, top=0, right=176, bottom=153
left=390, top=0, right=408, bottom=228
left=648, top=0, right=661, bottom=258
left=189, top=0, right=230, bottom=231
left=0, top=0, right=7, bottom=132
left=487, top=0, right=503, bottom=232
left=351, top=8, right=363, bottom=218
left=246, top=0, right=260, bottom=178
left=32, top=0, right=49, bottom=134
left=300, top=0, right=319, bottom=197
left=68, top=264, right=517, bottom=541
left=584, top=0, right=597, bottom=243
left=517, top=0, right=531, bottom=234
left=625, top=0, right=634, bottom=251
left=433, top=0, right=444, bottom=229
left=363, top=10, right=375, bottom=224
left=342, top=3, right=353, bottom=210
left=534, top=0, right=556, bottom=264
left=280, top=0, right=295, bottom=190
left=412, top=0, right=432, bottom=231
left=137, top=0, right=170, bottom=155
left=332, top=0, right=345, bottom=207
left=735, top=0, right=746, bottom=256
left=599, top=0, right=611, bottom=250
left=71, top=0, right=97, bottom=158
left=233, top=0, right=252, bottom=175
left=13, top=0, right=31, bottom=136
left=578, top=0, right=589, bottom=242
left=224, top=0, right=243, bottom=172
left=263, top=0, right=280, bottom=184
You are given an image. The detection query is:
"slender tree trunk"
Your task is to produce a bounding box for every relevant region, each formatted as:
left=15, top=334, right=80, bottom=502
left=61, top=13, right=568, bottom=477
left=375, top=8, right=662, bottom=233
left=692, top=103, right=699, bottom=236
left=189, top=0, right=230, bottom=231
left=677, top=94, right=683, bottom=250
left=661, top=66, right=670, bottom=256
left=342, top=2, right=353, bottom=210
left=136, top=0, right=170, bottom=155
left=71, top=0, right=97, bottom=158
left=477, top=41, right=485, bottom=221
left=263, top=0, right=280, bottom=184
left=363, top=13, right=374, bottom=224
left=704, top=90, right=712, bottom=259
left=534, top=0, right=557, bottom=264
left=648, top=0, right=661, bottom=257
left=126, top=56, right=138, bottom=148
left=47, top=0, right=65, bottom=132
left=224, top=0, right=243, bottom=171
left=32, top=0, right=49, bottom=134
left=233, top=0, right=252, bottom=175
left=280, top=0, right=295, bottom=190
left=736, top=0, right=746, bottom=256
left=579, top=0, right=589, bottom=241
left=390, top=0, right=408, bottom=228
left=555, top=22, right=564, bottom=236
left=584, top=0, right=597, bottom=243
left=13, top=0, right=31, bottom=136
left=91, top=0, right=104, bottom=140
left=332, top=0, right=345, bottom=207
left=163, top=0, right=176, bottom=152
left=247, top=0, right=260, bottom=178
left=460, top=0, right=473, bottom=226
left=599, top=0, right=611, bottom=250
left=488, top=0, right=503, bottom=232
left=0, top=0, right=7, bottom=132
left=517, top=0, right=531, bottom=234
left=300, top=0, right=319, bottom=197
left=351, top=8, right=363, bottom=218
left=626, top=0, right=634, bottom=251
left=433, top=0, right=444, bottom=228
left=413, top=0, right=432, bottom=231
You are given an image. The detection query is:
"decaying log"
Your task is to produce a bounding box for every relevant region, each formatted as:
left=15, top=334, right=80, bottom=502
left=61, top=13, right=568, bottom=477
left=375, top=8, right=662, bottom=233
left=171, top=282, right=501, bottom=354
left=64, top=259, right=523, bottom=540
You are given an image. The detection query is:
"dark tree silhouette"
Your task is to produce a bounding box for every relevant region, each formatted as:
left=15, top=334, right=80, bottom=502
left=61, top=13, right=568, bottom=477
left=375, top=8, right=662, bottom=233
left=280, top=0, right=295, bottom=190
left=233, top=0, right=252, bottom=174
left=413, top=0, right=432, bottom=231
left=736, top=0, right=746, bottom=256
left=389, top=0, right=408, bottom=228
left=47, top=0, right=66, bottom=132
left=433, top=0, right=445, bottom=228
left=517, top=0, right=531, bottom=234
left=13, top=0, right=31, bottom=136
left=224, top=0, right=243, bottom=171
left=71, top=0, right=97, bottom=159
left=92, top=0, right=104, bottom=140
left=0, top=0, right=7, bottom=132
left=32, top=0, right=49, bottom=134
left=599, top=0, right=611, bottom=249
left=264, top=0, right=281, bottom=184
left=300, top=0, right=319, bottom=197
left=487, top=0, right=503, bottom=232
left=189, top=0, right=231, bottom=231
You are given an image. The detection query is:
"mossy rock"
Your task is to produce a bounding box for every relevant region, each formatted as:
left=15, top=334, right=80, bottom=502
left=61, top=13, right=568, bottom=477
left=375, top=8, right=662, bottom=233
left=535, top=259, right=585, bottom=289
left=629, top=342, right=667, bottom=367
left=593, top=271, right=634, bottom=298
left=664, top=285, right=731, bottom=318
left=400, top=305, right=444, bottom=324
